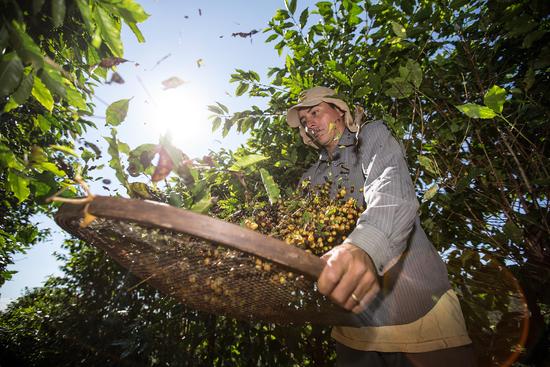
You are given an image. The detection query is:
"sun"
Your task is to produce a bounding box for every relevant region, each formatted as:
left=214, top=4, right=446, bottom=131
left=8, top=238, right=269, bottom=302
left=145, top=87, right=211, bottom=153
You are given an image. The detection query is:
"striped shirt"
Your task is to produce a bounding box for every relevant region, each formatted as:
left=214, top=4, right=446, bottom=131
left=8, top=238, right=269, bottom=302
left=301, top=121, right=451, bottom=326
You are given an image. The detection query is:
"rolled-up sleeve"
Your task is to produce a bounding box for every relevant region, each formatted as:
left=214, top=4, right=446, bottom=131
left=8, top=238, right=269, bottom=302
left=344, top=123, right=419, bottom=275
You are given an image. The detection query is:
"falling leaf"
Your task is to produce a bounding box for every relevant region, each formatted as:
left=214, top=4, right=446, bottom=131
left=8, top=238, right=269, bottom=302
left=196, top=58, right=204, bottom=68
left=198, top=8, right=202, bottom=16
left=231, top=29, right=259, bottom=39
left=102, top=179, right=111, bottom=184
left=152, top=146, right=174, bottom=182
left=162, top=76, right=186, bottom=90
left=151, top=53, right=171, bottom=70
left=98, top=57, right=128, bottom=68
left=219, top=35, right=224, bottom=38
left=106, top=72, right=125, bottom=84
left=184, top=15, right=189, bottom=19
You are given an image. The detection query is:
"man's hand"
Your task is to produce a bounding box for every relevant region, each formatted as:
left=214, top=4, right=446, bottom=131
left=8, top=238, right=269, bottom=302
left=317, top=243, right=380, bottom=314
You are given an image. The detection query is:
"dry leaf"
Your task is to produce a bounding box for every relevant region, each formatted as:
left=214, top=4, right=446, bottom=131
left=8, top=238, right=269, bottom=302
left=162, top=76, right=186, bottom=90
left=106, top=72, right=125, bottom=84
left=152, top=146, right=174, bottom=182
left=98, top=57, right=128, bottom=68
left=196, top=58, right=204, bottom=68
left=151, top=53, right=171, bottom=70
left=231, top=29, right=258, bottom=38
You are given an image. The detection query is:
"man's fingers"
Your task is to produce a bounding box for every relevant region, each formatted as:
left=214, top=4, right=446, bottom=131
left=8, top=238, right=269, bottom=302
left=329, top=263, right=365, bottom=310
left=351, top=277, right=380, bottom=314
left=317, top=256, right=346, bottom=296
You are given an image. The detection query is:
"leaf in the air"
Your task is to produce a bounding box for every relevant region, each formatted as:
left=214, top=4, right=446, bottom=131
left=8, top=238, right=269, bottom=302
left=456, top=103, right=497, bottom=119
left=483, top=85, right=506, bottom=114
left=8, top=170, right=30, bottom=202
left=32, top=75, right=54, bottom=111
left=0, top=52, right=24, bottom=96
left=106, top=72, right=125, bottom=84
left=196, top=58, right=204, bottom=68
left=106, top=98, right=130, bottom=126
left=151, top=146, right=174, bottom=182
left=228, top=153, right=269, bottom=171
left=260, top=168, right=280, bottom=204
left=98, top=57, right=128, bottom=68
left=162, top=76, right=186, bottom=90
left=423, top=183, right=439, bottom=201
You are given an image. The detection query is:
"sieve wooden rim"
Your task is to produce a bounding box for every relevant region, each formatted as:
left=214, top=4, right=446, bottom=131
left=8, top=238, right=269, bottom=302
left=55, top=196, right=326, bottom=280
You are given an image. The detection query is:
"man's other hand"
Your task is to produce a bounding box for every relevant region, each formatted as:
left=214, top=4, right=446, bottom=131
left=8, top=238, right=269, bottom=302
left=317, top=243, right=380, bottom=314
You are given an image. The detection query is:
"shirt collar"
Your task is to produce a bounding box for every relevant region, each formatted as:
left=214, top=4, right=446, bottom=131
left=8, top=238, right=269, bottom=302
left=318, top=128, right=357, bottom=162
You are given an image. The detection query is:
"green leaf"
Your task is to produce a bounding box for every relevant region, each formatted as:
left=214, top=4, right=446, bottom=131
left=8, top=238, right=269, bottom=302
left=0, top=143, right=25, bottom=170
left=211, top=116, right=222, bottom=132
left=265, top=33, right=278, bottom=43
left=0, top=52, right=24, bottom=96
left=216, top=102, right=229, bottom=114
left=32, top=76, right=54, bottom=111
left=399, top=59, right=422, bottom=88
left=65, top=85, right=88, bottom=111
left=228, top=153, right=269, bottom=171
left=76, top=0, right=93, bottom=33
left=483, top=85, right=506, bottom=114
left=260, top=168, right=280, bottom=204
left=8, top=170, right=30, bottom=202
left=50, top=144, right=78, bottom=157
left=190, top=191, right=212, bottom=213
left=207, top=105, right=224, bottom=114
left=94, top=5, right=123, bottom=57
left=106, top=98, right=130, bottom=126
left=40, top=62, right=66, bottom=98
left=51, top=0, right=66, bottom=28
left=33, top=161, right=65, bottom=176
left=34, top=114, right=51, bottom=133
left=423, top=183, right=439, bottom=202
left=299, top=8, right=309, bottom=28
left=235, top=83, right=249, bottom=96
left=390, top=21, right=407, bottom=38
left=105, top=129, right=130, bottom=191
left=285, top=0, right=297, bottom=14
left=456, top=103, right=497, bottom=119
left=418, top=156, right=439, bottom=176
left=127, top=22, right=145, bottom=43
left=3, top=98, right=19, bottom=112
left=103, top=0, right=150, bottom=23
left=332, top=70, right=351, bottom=86
left=9, top=21, right=44, bottom=69
left=12, top=67, right=34, bottom=104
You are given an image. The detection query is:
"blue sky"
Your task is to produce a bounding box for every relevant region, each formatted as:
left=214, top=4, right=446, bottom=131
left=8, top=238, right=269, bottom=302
left=1, top=0, right=318, bottom=308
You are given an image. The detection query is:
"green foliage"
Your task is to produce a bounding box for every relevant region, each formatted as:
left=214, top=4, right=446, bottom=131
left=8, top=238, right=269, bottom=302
left=0, top=0, right=147, bottom=285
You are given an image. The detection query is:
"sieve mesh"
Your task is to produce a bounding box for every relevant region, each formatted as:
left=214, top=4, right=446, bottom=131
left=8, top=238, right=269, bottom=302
left=55, top=197, right=361, bottom=326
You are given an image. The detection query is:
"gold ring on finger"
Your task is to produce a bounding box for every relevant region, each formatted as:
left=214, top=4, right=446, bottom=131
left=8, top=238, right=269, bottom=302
left=351, top=293, right=360, bottom=303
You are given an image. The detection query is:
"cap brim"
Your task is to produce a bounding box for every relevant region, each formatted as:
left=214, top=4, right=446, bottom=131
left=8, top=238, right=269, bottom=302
left=286, top=97, right=357, bottom=132
left=286, top=97, right=326, bottom=128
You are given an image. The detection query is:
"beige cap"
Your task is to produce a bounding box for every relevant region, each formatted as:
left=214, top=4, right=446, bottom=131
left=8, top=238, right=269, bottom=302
left=286, top=86, right=358, bottom=132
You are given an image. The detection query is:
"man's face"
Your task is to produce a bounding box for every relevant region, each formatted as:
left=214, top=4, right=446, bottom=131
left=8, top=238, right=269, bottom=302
left=297, top=102, right=346, bottom=152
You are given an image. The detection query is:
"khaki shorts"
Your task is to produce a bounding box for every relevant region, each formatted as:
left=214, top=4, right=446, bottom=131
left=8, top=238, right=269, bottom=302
left=332, top=289, right=472, bottom=353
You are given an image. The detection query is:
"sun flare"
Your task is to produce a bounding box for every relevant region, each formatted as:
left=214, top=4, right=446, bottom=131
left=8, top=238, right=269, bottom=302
left=145, top=88, right=211, bottom=150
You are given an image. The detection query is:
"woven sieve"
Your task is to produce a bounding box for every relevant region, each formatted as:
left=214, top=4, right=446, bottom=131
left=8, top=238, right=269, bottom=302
left=55, top=196, right=362, bottom=326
